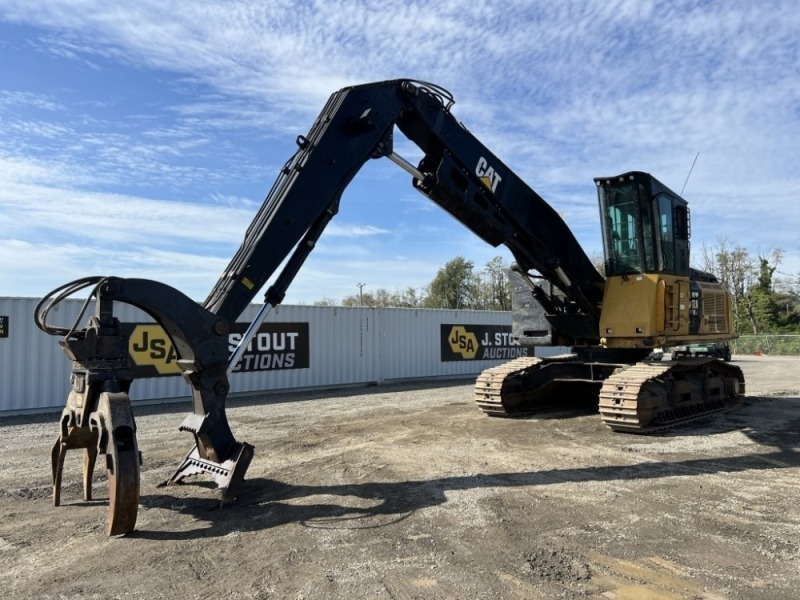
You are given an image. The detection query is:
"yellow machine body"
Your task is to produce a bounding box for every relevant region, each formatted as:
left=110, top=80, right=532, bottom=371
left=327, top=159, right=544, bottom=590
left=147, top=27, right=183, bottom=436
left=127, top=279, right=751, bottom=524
left=600, top=273, right=734, bottom=349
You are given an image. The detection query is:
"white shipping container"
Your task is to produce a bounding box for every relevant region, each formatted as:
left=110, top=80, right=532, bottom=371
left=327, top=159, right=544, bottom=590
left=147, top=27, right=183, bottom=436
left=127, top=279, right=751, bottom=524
left=0, top=297, right=517, bottom=415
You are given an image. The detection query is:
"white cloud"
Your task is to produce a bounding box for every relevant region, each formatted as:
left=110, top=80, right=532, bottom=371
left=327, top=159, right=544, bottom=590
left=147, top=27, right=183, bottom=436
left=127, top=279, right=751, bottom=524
left=0, top=180, right=248, bottom=243
left=324, top=223, right=389, bottom=237
left=0, top=160, right=400, bottom=300
left=0, top=89, right=62, bottom=111
left=0, top=154, right=97, bottom=187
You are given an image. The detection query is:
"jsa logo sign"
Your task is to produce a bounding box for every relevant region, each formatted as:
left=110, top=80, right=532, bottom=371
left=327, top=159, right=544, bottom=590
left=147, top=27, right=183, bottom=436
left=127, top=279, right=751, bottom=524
left=129, top=325, right=180, bottom=375
left=441, top=324, right=527, bottom=362
left=448, top=325, right=479, bottom=359
left=126, top=322, right=310, bottom=377
left=475, top=156, right=502, bottom=193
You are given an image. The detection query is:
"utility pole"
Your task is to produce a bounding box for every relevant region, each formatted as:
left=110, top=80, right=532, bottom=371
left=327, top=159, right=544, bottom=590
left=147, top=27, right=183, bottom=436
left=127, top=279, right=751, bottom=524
left=357, top=282, right=366, bottom=306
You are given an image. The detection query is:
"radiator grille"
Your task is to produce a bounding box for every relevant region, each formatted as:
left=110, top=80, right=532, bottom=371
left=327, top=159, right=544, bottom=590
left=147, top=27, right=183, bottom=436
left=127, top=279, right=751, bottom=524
left=702, top=289, right=728, bottom=333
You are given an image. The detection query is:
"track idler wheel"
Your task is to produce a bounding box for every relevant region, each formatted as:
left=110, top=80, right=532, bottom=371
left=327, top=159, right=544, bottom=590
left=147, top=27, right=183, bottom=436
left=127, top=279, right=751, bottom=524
left=90, top=391, right=141, bottom=536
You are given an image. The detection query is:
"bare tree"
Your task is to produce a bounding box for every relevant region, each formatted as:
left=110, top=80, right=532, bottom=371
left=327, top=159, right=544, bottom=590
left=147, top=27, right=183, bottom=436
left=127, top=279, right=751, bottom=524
left=698, top=237, right=786, bottom=334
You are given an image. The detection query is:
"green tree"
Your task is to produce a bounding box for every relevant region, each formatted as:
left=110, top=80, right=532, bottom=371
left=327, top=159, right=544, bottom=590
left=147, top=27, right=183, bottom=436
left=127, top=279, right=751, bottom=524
left=312, top=256, right=515, bottom=311
left=423, top=256, right=475, bottom=309
left=394, top=287, right=423, bottom=308
left=746, top=254, right=782, bottom=333
left=312, top=297, right=340, bottom=306
left=340, top=287, right=423, bottom=308
left=773, top=272, right=800, bottom=330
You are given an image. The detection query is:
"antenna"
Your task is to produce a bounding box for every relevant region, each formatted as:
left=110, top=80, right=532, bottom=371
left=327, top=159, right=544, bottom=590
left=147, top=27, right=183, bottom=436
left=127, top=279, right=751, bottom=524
left=680, top=152, right=700, bottom=196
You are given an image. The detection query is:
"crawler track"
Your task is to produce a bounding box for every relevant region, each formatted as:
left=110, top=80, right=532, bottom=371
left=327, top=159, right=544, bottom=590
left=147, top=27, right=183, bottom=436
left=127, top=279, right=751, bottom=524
left=474, top=354, right=602, bottom=417
left=598, top=358, right=745, bottom=433
left=475, top=354, right=745, bottom=434
left=474, top=356, right=543, bottom=416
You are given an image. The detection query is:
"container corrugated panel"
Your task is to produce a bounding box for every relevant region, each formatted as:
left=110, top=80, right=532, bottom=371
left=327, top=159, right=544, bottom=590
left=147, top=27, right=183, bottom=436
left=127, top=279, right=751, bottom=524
left=378, top=308, right=511, bottom=380
left=1, top=297, right=75, bottom=413
left=226, top=304, right=379, bottom=395
left=1, top=297, right=512, bottom=414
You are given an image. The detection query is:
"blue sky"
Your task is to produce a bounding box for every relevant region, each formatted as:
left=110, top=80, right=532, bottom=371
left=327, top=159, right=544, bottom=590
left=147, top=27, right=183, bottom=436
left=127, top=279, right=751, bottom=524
left=1, top=0, right=798, bottom=305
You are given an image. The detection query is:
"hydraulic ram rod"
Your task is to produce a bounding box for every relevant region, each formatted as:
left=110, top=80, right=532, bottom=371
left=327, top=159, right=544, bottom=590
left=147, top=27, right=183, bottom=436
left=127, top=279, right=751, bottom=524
left=227, top=302, right=274, bottom=374
left=388, top=151, right=425, bottom=181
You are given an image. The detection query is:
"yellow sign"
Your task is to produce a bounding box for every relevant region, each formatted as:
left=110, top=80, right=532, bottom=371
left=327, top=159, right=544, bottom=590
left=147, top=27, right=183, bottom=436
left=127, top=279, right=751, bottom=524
left=128, top=325, right=180, bottom=375
left=447, top=325, right=479, bottom=359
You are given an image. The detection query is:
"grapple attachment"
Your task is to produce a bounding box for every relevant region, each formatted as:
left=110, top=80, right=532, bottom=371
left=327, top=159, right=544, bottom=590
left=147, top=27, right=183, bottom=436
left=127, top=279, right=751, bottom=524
left=51, top=389, right=141, bottom=536
left=40, top=277, right=255, bottom=536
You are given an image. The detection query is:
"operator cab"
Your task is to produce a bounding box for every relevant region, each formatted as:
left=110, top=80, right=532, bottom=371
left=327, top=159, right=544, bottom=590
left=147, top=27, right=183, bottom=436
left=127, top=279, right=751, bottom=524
left=595, top=171, right=690, bottom=278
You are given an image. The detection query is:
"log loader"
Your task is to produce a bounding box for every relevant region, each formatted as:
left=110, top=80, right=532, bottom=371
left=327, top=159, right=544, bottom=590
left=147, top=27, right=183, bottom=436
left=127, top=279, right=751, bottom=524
left=35, top=79, right=744, bottom=535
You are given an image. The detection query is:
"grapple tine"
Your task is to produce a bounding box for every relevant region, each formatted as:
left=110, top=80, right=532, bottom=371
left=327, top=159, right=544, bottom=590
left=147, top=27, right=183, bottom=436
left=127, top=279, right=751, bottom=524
left=83, top=446, right=98, bottom=502
left=51, top=417, right=99, bottom=507
left=51, top=439, right=66, bottom=506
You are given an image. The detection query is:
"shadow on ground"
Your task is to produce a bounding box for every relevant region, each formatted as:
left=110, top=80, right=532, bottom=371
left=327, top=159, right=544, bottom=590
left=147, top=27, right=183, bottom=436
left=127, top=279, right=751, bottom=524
left=134, top=427, right=800, bottom=541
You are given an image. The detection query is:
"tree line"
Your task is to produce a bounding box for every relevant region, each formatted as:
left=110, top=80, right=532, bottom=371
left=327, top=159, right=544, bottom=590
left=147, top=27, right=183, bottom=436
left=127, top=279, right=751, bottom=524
left=314, top=255, right=513, bottom=311
left=699, top=238, right=799, bottom=335
left=313, top=242, right=800, bottom=335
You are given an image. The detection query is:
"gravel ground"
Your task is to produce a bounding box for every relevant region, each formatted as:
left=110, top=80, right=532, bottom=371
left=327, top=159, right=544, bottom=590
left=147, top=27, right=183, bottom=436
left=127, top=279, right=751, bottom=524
left=1, top=355, right=798, bottom=599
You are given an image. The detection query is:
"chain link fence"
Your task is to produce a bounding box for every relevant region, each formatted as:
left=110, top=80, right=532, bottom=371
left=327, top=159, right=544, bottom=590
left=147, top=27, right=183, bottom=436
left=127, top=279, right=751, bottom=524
left=731, top=335, right=800, bottom=356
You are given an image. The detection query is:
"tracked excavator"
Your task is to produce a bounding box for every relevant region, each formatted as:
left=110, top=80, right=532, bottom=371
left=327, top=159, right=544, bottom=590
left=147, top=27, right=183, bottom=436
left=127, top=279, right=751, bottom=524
left=35, top=79, right=744, bottom=535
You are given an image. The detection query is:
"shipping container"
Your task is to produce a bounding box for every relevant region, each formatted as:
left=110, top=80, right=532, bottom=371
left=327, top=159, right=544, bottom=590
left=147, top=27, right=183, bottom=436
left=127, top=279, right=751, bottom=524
left=1, top=297, right=525, bottom=415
